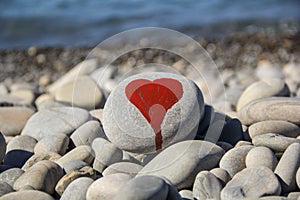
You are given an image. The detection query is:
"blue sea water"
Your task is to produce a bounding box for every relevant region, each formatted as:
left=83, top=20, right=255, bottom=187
left=0, top=0, right=300, bottom=49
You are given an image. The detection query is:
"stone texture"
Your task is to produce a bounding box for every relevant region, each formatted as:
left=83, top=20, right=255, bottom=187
left=138, top=140, right=224, bottom=189
left=210, top=168, right=231, bottom=186
left=0, top=132, right=6, bottom=162
left=13, top=160, right=64, bottom=194
left=0, top=107, right=35, bottom=136
left=179, top=190, right=193, bottom=200
left=288, top=192, right=300, bottom=200
left=103, top=72, right=204, bottom=153
left=0, top=190, right=55, bottom=200
left=238, top=97, right=300, bottom=126
left=6, top=135, right=37, bottom=153
left=55, top=76, right=104, bottom=110
left=62, top=160, right=88, bottom=174
left=221, top=167, right=281, bottom=200
left=0, top=168, right=24, bottom=187
left=21, top=107, right=91, bottom=140
left=34, top=134, right=69, bottom=155
left=219, top=145, right=253, bottom=178
left=248, top=120, right=300, bottom=139
left=192, top=171, right=222, bottom=200
left=60, top=177, right=94, bottom=200
left=275, top=143, right=300, bottom=194
left=0, top=181, right=13, bottom=197
left=36, top=100, right=71, bottom=111
left=102, top=162, right=143, bottom=177
left=246, top=146, right=278, bottom=170
left=10, top=89, right=35, bottom=105
left=21, top=152, right=61, bottom=171
left=86, top=173, right=132, bottom=200
left=89, top=109, right=103, bottom=122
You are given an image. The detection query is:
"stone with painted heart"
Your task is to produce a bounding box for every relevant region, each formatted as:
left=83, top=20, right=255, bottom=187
left=103, top=72, right=204, bottom=153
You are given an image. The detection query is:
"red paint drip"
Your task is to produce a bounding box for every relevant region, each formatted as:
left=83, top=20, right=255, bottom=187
left=125, top=78, right=183, bottom=150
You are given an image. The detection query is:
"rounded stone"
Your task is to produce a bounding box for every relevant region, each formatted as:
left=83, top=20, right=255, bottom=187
left=221, top=167, right=281, bottom=200
left=70, top=120, right=106, bottom=147
left=210, top=168, right=231, bottom=186
left=62, top=160, right=88, bottom=173
left=0, top=132, right=6, bottom=162
left=102, top=162, right=143, bottom=177
left=179, top=190, right=193, bottom=200
left=192, top=171, right=222, bottom=200
left=21, top=152, right=61, bottom=171
left=238, top=97, right=300, bottom=126
left=103, top=72, right=204, bottom=153
left=236, top=79, right=290, bottom=111
left=249, top=120, right=300, bottom=139
left=246, top=146, right=278, bottom=170
left=0, top=181, right=13, bottom=197
left=86, top=173, right=132, bottom=200
left=0, top=190, right=55, bottom=200
left=11, top=89, right=35, bottom=104
left=34, top=134, right=69, bottom=155
left=0, top=168, right=24, bottom=187
left=55, top=75, right=104, bottom=110
left=138, top=140, right=224, bottom=189
left=89, top=109, right=103, bottom=122
left=21, top=107, right=92, bottom=141
left=219, top=145, right=253, bottom=178
left=6, top=135, right=37, bottom=153
left=60, top=177, right=94, bottom=200
left=275, top=143, right=300, bottom=194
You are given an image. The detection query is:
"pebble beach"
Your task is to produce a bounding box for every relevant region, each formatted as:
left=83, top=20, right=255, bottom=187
left=0, top=29, right=300, bottom=200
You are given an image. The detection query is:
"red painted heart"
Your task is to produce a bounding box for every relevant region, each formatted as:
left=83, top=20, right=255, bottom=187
left=125, top=78, right=183, bottom=150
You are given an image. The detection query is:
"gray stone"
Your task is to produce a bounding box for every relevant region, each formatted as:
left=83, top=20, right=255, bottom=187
left=221, top=167, right=281, bottom=200
left=62, top=160, right=88, bottom=173
left=236, top=79, right=290, bottom=111
left=210, top=168, right=231, bottom=186
left=103, top=72, right=204, bottom=153
left=216, top=141, right=233, bottom=152
left=6, top=135, right=37, bottom=153
left=36, top=100, right=71, bottom=111
left=0, top=190, right=55, bottom=200
left=252, top=133, right=300, bottom=153
left=219, top=145, right=253, bottom=178
left=138, top=140, right=224, bottom=189
left=0, top=168, right=24, bottom=187
left=55, top=76, right=104, bottom=110
left=91, top=138, right=123, bottom=173
left=34, top=134, right=69, bottom=155
left=275, top=143, right=300, bottom=194
left=193, top=171, right=222, bottom=200
left=70, top=120, right=106, bottom=147
left=102, top=162, right=143, bottom=177
left=234, top=140, right=252, bottom=147
left=259, top=196, right=288, bottom=200
left=0, top=181, right=13, bottom=197
left=179, top=190, right=193, bottom=200
left=0, top=107, right=35, bottom=136
left=21, top=107, right=92, bottom=140
left=86, top=173, right=132, bottom=200
left=288, top=192, right=300, bottom=200
left=13, top=160, right=64, bottom=194
left=0, top=132, right=5, bottom=162
left=114, top=175, right=169, bottom=200
left=246, top=146, right=278, bottom=170
left=21, top=152, right=61, bottom=171
left=249, top=120, right=300, bottom=139
left=60, top=177, right=94, bottom=200
left=238, top=97, right=300, bottom=126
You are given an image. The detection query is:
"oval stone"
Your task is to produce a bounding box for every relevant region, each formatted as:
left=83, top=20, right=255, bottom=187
left=246, top=146, right=278, bottom=170
left=102, top=162, right=143, bottom=177
left=60, top=177, right=94, bottom=200
left=0, top=190, right=55, bottom=200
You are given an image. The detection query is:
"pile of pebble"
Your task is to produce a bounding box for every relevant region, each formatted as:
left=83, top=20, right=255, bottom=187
left=0, top=55, right=300, bottom=200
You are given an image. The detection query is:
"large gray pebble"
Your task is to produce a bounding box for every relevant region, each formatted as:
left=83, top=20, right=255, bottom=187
left=0, top=190, right=55, bottom=200
left=103, top=72, right=204, bottom=153
left=252, top=133, right=300, bottom=153
left=71, top=120, right=106, bottom=147
left=219, top=145, right=253, bottom=178
left=60, top=177, right=94, bottom=200
left=6, top=135, right=37, bottom=153
left=0, top=168, right=24, bottom=187
left=0, top=181, right=13, bottom=197
left=0, top=132, right=5, bottom=162
left=34, top=134, right=69, bottom=155
left=102, top=162, right=143, bottom=177
left=13, top=160, right=64, bottom=194
left=193, top=171, right=222, bottom=200
left=275, top=143, right=300, bottom=194
left=138, top=140, right=224, bottom=189
left=221, top=167, right=281, bottom=200
left=238, top=97, right=300, bottom=126
left=246, top=146, right=278, bottom=170
left=249, top=120, right=300, bottom=139
left=21, top=107, right=92, bottom=140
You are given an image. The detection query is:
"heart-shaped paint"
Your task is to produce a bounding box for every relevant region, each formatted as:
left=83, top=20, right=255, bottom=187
left=126, top=78, right=183, bottom=150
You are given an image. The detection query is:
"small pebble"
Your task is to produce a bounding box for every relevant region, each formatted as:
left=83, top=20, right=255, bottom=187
left=246, top=146, right=278, bottom=170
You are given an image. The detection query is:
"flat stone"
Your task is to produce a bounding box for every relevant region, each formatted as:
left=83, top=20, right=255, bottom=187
left=0, top=132, right=6, bottom=162
left=114, top=175, right=169, bottom=200
left=0, top=181, right=13, bottom=197
left=236, top=79, right=290, bottom=111
left=103, top=72, right=204, bottom=153
left=36, top=100, right=71, bottom=111
left=102, top=162, right=143, bottom=177
left=252, top=133, right=300, bottom=153
left=0, top=94, right=30, bottom=107
left=221, top=167, right=281, bottom=200
left=246, top=146, right=278, bottom=170
left=86, top=173, right=132, bottom=200
left=10, top=89, right=35, bottom=105
left=249, top=120, right=300, bottom=139
left=0, top=190, right=55, bottom=200
left=138, top=140, right=224, bottom=189
left=21, top=152, right=61, bottom=171
left=0, top=168, right=24, bottom=187
left=21, top=107, right=92, bottom=140
left=219, top=145, right=253, bottom=178
left=192, top=171, right=222, bottom=200
left=275, top=143, right=300, bottom=194
left=55, top=76, right=104, bottom=110
left=179, top=190, right=193, bottom=200
left=34, top=134, right=69, bottom=155
left=70, top=120, right=106, bottom=147
left=0, top=107, right=35, bottom=136
left=6, top=135, right=37, bottom=153
left=60, top=177, right=94, bottom=200
left=13, top=160, right=64, bottom=194
left=210, top=168, right=231, bottom=186
left=91, top=138, right=123, bottom=173
left=238, top=97, right=300, bottom=126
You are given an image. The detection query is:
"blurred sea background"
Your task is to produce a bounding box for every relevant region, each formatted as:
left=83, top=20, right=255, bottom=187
left=1, top=0, right=300, bottom=49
